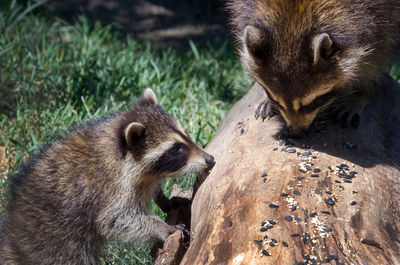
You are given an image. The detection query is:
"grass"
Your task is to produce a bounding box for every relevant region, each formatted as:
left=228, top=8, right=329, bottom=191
left=0, top=0, right=251, bottom=264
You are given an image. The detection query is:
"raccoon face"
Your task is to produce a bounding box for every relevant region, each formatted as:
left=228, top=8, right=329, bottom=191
left=122, top=88, right=215, bottom=178
left=242, top=25, right=368, bottom=134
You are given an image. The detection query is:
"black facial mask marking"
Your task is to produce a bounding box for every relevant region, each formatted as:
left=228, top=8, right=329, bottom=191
left=149, top=142, right=189, bottom=174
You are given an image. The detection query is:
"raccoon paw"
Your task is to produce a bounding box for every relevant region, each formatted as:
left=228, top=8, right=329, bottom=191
left=169, top=224, right=190, bottom=239
left=333, top=103, right=363, bottom=129
left=255, top=99, right=275, bottom=121
left=169, top=224, right=187, bottom=234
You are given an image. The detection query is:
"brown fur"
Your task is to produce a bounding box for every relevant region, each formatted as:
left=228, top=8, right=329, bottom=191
left=227, top=0, right=400, bottom=133
left=0, top=89, right=214, bottom=265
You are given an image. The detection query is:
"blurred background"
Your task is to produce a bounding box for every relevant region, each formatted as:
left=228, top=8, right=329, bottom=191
left=45, top=0, right=229, bottom=49
left=0, top=0, right=250, bottom=264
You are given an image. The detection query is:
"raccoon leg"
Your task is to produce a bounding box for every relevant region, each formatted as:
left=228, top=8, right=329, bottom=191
left=254, top=98, right=275, bottom=121
left=104, top=212, right=172, bottom=245
left=155, top=188, right=173, bottom=213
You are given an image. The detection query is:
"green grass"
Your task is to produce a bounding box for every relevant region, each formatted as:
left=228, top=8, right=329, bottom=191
left=0, top=1, right=250, bottom=264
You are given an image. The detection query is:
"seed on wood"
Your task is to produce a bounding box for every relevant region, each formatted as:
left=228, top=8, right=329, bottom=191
left=352, top=190, right=358, bottom=194
left=261, top=172, right=268, bottom=177
left=339, top=185, right=345, bottom=190
left=327, top=255, right=339, bottom=261
left=335, top=180, right=341, bottom=183
left=263, top=235, right=268, bottom=240
left=278, top=139, right=285, bottom=146
left=299, top=168, right=307, bottom=173
left=323, top=180, right=328, bottom=187
left=271, top=238, right=277, bottom=243
left=349, top=171, right=357, bottom=177
left=303, top=151, right=312, bottom=156
left=269, top=242, right=276, bottom=247
left=266, top=225, right=274, bottom=230
left=254, top=239, right=262, bottom=243
left=361, top=238, right=382, bottom=249
left=350, top=201, right=357, bottom=206
left=273, top=147, right=278, bottom=151
left=284, top=216, right=293, bottom=222
left=325, top=190, right=332, bottom=195
left=269, top=220, right=277, bottom=225
left=263, top=178, right=268, bottom=183
left=323, top=227, right=333, bottom=232
left=280, top=193, right=289, bottom=197
left=260, top=227, right=268, bottom=232
left=294, top=190, right=301, bottom=196
left=262, top=250, right=271, bottom=256
left=269, top=203, right=279, bottom=208
left=321, top=210, right=331, bottom=215
left=311, top=155, right=317, bottom=159
left=291, top=233, right=301, bottom=237
left=339, top=163, right=349, bottom=169
left=286, top=148, right=297, bottom=153
left=261, top=221, right=267, bottom=226
left=240, top=128, right=245, bottom=134
left=339, top=174, right=353, bottom=179
left=343, top=179, right=352, bottom=183
left=328, top=166, right=333, bottom=172
left=325, top=198, right=335, bottom=206
left=294, top=216, right=302, bottom=222
left=304, top=232, right=310, bottom=238
left=305, top=165, right=312, bottom=170
left=311, top=174, right=319, bottom=178
left=282, top=241, right=289, bottom=247
left=313, top=168, right=321, bottom=173
left=309, top=212, right=317, bottom=217
left=302, top=237, right=308, bottom=244
left=291, top=205, right=297, bottom=211
left=297, top=152, right=301, bottom=156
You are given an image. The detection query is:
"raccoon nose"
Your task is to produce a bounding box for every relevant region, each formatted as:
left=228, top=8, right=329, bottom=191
left=288, top=127, right=308, bottom=138
left=205, top=154, right=214, bottom=165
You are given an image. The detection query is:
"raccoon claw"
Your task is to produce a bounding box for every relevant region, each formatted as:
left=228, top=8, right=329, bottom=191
left=255, top=99, right=275, bottom=121
left=169, top=224, right=189, bottom=238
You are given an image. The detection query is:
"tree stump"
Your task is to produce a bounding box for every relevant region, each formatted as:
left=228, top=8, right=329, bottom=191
left=181, top=74, right=400, bottom=265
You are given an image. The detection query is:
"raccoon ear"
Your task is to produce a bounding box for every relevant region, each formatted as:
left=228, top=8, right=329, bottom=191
left=244, top=25, right=268, bottom=60
left=124, top=122, right=145, bottom=147
left=141, top=88, right=158, bottom=105
left=313, top=33, right=333, bottom=64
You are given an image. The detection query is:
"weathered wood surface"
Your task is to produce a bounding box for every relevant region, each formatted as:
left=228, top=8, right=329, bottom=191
left=181, top=75, right=400, bottom=265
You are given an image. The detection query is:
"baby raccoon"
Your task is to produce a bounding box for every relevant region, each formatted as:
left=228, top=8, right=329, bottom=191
left=228, top=0, right=400, bottom=135
left=0, top=88, right=215, bottom=265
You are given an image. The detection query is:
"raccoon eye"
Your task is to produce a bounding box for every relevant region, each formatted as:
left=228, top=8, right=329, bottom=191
left=299, top=90, right=337, bottom=113
left=171, top=143, right=185, bottom=156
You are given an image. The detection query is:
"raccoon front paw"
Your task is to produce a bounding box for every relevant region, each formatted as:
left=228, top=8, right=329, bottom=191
left=255, top=99, right=275, bottom=121
left=169, top=224, right=188, bottom=234
left=169, top=224, right=190, bottom=240
left=332, top=102, right=364, bottom=129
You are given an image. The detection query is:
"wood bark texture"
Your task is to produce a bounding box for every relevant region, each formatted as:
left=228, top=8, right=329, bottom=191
left=181, top=75, right=400, bottom=265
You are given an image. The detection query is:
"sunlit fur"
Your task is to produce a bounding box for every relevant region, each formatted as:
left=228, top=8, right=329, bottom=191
left=227, top=0, right=400, bottom=131
left=1, top=89, right=213, bottom=265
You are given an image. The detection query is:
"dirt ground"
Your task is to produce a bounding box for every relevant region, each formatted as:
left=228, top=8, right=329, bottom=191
left=45, top=0, right=231, bottom=49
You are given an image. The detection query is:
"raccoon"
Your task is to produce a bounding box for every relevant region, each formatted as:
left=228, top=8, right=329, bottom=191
left=0, top=88, right=215, bottom=265
left=227, top=0, right=400, bottom=135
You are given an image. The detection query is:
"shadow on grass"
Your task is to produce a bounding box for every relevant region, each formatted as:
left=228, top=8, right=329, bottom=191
left=43, top=0, right=231, bottom=49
